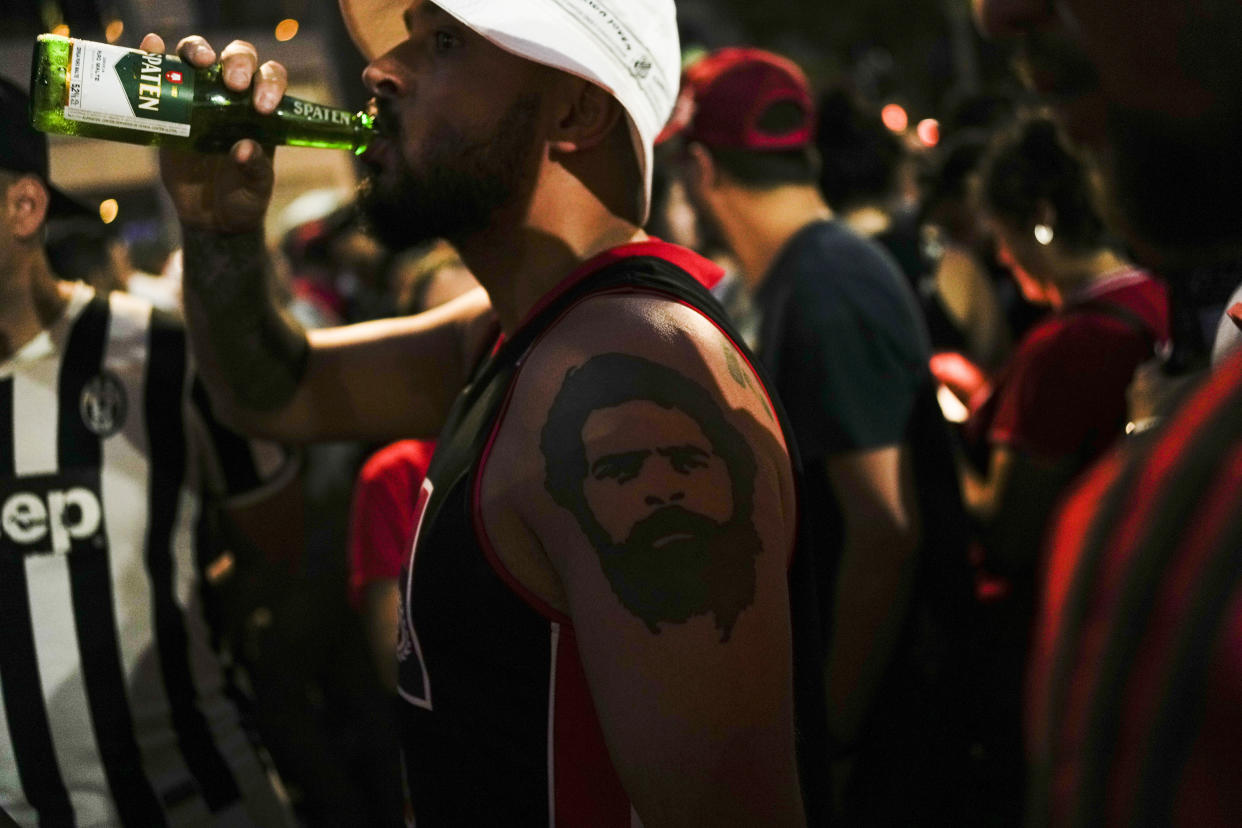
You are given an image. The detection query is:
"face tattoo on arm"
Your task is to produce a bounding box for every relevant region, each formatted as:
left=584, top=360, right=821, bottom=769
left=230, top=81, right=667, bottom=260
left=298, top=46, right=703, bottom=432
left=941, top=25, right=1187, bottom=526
left=541, top=353, right=762, bottom=642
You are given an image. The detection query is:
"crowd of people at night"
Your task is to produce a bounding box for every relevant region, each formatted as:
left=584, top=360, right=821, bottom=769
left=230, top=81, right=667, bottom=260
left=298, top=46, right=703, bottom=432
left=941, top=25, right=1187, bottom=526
left=2, top=0, right=1240, bottom=824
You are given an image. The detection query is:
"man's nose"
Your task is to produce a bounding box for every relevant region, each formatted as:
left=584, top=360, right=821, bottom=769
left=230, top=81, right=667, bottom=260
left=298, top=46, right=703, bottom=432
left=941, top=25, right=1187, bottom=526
left=362, top=53, right=403, bottom=98
left=972, top=0, right=1055, bottom=38
left=640, top=459, right=690, bottom=507
left=645, top=492, right=685, bottom=507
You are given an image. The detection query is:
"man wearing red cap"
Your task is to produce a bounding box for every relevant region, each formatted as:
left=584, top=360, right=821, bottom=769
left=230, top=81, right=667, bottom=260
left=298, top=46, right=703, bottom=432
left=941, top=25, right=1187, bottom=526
left=140, top=0, right=821, bottom=824
left=666, top=47, right=975, bottom=824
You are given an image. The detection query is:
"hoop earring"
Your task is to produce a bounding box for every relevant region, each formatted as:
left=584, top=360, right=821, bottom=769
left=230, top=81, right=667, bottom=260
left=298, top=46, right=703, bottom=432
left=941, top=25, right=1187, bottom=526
left=1034, top=224, right=1054, bottom=245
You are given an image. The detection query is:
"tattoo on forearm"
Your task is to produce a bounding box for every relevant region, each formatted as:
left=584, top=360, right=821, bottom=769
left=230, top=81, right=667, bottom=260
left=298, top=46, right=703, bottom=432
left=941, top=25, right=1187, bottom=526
left=540, top=352, right=761, bottom=642
left=723, top=345, right=774, bottom=422
left=182, top=227, right=310, bottom=411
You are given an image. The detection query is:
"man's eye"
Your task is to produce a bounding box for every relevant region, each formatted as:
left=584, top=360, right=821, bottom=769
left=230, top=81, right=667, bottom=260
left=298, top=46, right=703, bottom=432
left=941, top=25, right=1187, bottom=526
left=671, top=457, right=705, bottom=473
left=434, top=30, right=461, bottom=51
left=592, top=452, right=647, bottom=483
left=662, top=446, right=709, bottom=474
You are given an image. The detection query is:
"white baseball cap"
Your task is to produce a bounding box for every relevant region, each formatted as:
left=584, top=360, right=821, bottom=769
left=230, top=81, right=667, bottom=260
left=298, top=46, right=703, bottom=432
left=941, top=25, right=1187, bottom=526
left=338, top=0, right=681, bottom=224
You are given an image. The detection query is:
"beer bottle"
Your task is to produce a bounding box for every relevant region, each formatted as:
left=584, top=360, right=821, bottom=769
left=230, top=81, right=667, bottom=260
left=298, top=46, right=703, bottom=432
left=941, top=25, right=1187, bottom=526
left=29, top=34, right=374, bottom=154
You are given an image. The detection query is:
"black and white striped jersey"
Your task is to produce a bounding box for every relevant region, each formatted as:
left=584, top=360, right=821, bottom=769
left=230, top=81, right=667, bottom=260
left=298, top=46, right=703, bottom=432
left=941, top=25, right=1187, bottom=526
left=0, top=283, right=296, bottom=827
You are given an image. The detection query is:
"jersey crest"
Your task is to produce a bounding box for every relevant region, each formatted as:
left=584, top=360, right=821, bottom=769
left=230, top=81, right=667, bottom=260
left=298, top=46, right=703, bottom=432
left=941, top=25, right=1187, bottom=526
left=79, top=370, right=127, bottom=437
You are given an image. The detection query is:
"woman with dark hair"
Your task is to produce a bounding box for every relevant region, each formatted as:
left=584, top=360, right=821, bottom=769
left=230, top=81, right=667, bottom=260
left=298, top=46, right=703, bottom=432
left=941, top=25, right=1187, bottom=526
left=958, top=115, right=1168, bottom=560
left=940, top=114, right=1169, bottom=817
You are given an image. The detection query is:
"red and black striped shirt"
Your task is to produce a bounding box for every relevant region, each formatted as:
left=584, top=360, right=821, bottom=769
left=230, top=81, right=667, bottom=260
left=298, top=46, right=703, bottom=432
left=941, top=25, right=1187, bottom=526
left=1028, top=348, right=1242, bottom=826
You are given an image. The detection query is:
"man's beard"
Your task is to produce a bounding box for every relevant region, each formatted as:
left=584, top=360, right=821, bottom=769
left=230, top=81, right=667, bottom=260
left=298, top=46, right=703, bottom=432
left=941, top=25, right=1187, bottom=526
left=357, top=95, right=541, bottom=252
left=596, top=505, right=759, bottom=642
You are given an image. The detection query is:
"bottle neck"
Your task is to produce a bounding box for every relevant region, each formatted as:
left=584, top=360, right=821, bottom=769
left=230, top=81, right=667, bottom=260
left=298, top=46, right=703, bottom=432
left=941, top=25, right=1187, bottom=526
left=273, top=95, right=375, bottom=153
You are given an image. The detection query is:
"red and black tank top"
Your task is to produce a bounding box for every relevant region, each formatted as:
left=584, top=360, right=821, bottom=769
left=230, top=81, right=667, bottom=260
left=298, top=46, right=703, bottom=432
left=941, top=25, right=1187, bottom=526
left=394, top=240, right=829, bottom=826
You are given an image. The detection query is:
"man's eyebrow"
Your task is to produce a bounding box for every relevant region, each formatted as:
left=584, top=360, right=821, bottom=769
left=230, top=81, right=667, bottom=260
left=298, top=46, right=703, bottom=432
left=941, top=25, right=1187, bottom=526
left=403, top=2, right=451, bottom=33
left=591, top=449, right=651, bottom=476
left=657, top=444, right=710, bottom=458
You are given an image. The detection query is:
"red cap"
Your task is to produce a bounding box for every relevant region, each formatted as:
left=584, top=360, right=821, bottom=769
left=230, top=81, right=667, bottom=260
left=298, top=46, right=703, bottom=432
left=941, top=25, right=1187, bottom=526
left=657, top=47, right=815, bottom=150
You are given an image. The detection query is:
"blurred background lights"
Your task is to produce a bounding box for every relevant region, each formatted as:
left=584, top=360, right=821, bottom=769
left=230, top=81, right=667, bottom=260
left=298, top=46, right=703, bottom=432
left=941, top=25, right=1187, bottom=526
left=99, top=198, right=119, bottom=224
left=917, top=118, right=941, bottom=147
left=881, top=102, right=908, bottom=133
left=50, top=23, right=69, bottom=36
left=104, top=18, right=123, bottom=43
left=274, top=18, right=299, bottom=41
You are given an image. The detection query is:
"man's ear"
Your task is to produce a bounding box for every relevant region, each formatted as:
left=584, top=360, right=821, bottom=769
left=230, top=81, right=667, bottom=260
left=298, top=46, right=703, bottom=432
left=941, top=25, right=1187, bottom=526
left=549, top=80, right=624, bottom=154
left=4, top=175, right=51, bottom=241
left=684, top=142, right=718, bottom=193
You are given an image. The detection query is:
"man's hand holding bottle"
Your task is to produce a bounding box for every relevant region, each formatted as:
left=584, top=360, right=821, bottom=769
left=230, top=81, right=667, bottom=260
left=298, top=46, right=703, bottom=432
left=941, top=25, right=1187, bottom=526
left=141, top=32, right=284, bottom=234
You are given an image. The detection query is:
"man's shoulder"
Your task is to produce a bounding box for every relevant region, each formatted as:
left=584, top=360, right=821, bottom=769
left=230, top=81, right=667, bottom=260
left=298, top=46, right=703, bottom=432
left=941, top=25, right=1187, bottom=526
left=778, top=220, right=904, bottom=280
left=1021, top=306, right=1150, bottom=371
left=772, top=221, right=914, bottom=313
left=525, top=290, right=771, bottom=407
left=570, top=239, right=725, bottom=294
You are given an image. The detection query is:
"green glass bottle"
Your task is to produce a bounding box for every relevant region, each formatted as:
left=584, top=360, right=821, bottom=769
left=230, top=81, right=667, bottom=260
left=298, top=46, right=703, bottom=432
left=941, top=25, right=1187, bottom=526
left=29, top=34, right=374, bottom=154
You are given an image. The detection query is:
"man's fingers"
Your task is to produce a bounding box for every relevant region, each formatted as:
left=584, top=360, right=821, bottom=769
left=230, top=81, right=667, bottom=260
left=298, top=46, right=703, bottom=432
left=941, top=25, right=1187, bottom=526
left=175, top=35, right=216, bottom=68
left=218, top=40, right=259, bottom=92
left=253, top=61, right=289, bottom=114
left=139, top=33, right=165, bottom=54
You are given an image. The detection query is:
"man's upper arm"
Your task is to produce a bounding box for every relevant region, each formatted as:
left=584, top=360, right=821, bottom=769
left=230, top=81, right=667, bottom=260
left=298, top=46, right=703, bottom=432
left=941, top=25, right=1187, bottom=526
left=491, top=295, right=803, bottom=825
left=825, top=444, right=918, bottom=544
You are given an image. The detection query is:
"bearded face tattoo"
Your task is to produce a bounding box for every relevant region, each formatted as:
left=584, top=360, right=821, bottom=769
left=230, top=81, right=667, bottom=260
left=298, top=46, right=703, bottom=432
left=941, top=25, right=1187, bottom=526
left=541, top=353, right=763, bottom=641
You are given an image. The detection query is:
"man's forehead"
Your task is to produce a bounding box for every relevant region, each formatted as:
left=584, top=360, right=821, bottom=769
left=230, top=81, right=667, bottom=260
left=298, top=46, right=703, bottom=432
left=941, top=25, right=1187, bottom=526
left=582, top=401, right=709, bottom=445
left=403, top=0, right=453, bottom=31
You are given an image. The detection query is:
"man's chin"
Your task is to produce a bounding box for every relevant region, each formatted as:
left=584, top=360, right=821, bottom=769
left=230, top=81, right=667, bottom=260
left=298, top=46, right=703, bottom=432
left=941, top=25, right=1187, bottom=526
left=356, top=178, right=423, bottom=252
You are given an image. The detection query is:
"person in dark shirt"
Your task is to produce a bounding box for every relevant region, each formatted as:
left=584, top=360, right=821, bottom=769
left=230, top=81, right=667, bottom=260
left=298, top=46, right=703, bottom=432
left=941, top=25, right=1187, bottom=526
left=666, top=47, right=976, bottom=824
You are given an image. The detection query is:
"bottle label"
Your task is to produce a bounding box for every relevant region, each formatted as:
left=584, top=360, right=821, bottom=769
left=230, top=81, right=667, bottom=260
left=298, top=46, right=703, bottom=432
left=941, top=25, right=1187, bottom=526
left=284, top=99, right=356, bottom=127
left=65, top=41, right=195, bottom=137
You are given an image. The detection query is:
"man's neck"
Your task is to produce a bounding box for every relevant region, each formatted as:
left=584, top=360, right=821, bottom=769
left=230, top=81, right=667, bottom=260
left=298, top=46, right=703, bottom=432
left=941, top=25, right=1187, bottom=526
left=0, top=250, right=71, bottom=362
left=455, top=196, right=645, bottom=334
left=717, top=184, right=832, bottom=291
